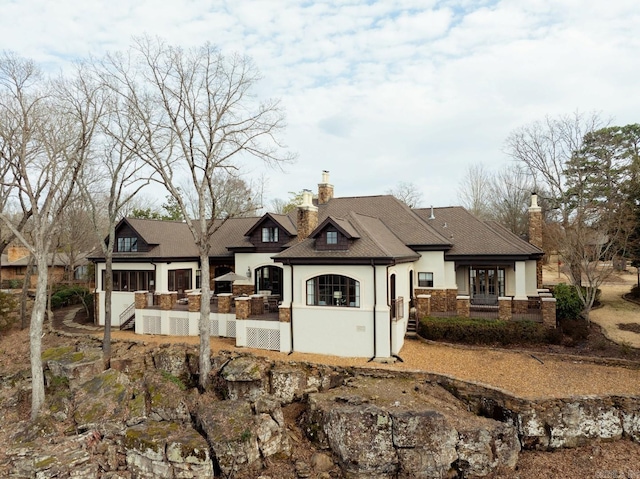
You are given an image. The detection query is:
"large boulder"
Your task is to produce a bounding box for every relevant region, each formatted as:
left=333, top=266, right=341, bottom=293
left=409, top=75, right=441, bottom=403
left=43, top=345, right=103, bottom=386
left=124, top=420, right=212, bottom=478
left=305, top=377, right=520, bottom=478
left=221, top=356, right=270, bottom=401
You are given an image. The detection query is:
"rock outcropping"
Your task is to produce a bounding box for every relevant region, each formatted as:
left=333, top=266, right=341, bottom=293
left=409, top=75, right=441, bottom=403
left=0, top=339, right=638, bottom=478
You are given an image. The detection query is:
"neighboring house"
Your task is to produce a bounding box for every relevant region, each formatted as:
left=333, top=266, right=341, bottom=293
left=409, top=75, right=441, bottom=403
left=92, top=172, right=551, bottom=359
left=0, top=245, right=88, bottom=288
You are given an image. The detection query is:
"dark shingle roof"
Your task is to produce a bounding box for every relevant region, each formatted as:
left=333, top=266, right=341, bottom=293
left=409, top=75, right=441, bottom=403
left=317, top=195, right=451, bottom=248
left=413, top=207, right=543, bottom=257
left=274, top=212, right=419, bottom=263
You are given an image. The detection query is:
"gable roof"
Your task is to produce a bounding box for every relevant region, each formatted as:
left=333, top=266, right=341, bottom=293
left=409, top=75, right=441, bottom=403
left=317, top=195, right=452, bottom=249
left=310, top=216, right=361, bottom=239
left=244, top=213, right=297, bottom=238
left=273, top=211, right=419, bottom=265
left=412, top=207, right=543, bottom=259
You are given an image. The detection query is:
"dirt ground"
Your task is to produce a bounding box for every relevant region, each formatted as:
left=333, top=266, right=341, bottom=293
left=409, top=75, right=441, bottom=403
left=2, top=268, right=640, bottom=478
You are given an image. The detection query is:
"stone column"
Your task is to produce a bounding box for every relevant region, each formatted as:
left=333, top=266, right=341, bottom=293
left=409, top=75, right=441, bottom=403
left=217, top=293, right=232, bottom=314
left=235, top=297, right=250, bottom=320
left=134, top=291, right=148, bottom=310
left=542, top=297, right=557, bottom=328
left=250, top=294, right=264, bottom=316
left=188, top=292, right=201, bottom=313
left=279, top=305, right=291, bottom=323
left=415, top=294, right=431, bottom=320
left=170, top=291, right=178, bottom=305
left=498, top=297, right=512, bottom=321
left=456, top=295, right=470, bottom=318
left=159, top=292, right=173, bottom=311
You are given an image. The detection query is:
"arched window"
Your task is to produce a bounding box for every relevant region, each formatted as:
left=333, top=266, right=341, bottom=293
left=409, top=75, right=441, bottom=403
left=255, top=265, right=283, bottom=297
left=306, top=274, right=360, bottom=307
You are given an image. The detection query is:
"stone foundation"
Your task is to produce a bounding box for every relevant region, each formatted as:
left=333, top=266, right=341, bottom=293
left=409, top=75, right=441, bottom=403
left=415, top=289, right=458, bottom=312
left=279, top=306, right=291, bottom=323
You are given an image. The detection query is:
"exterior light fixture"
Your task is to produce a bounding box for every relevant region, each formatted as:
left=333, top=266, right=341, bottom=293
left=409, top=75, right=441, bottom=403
left=246, top=267, right=252, bottom=278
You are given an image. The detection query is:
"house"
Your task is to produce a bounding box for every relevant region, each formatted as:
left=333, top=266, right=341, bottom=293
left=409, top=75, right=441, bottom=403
left=92, top=172, right=554, bottom=359
left=0, top=245, right=87, bottom=289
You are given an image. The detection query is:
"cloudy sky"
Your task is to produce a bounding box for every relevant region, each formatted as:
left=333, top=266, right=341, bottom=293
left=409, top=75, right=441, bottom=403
left=3, top=0, right=639, bottom=207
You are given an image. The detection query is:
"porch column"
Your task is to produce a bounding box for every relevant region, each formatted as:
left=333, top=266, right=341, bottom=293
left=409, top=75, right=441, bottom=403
left=159, top=292, right=173, bottom=311
left=541, top=298, right=557, bottom=328
left=456, top=295, right=470, bottom=318
left=217, top=293, right=232, bottom=314
left=415, top=294, right=431, bottom=320
left=134, top=291, right=148, bottom=310
left=250, top=294, right=264, bottom=316
left=278, top=305, right=291, bottom=323
left=513, top=261, right=529, bottom=313
left=498, top=297, right=512, bottom=321
left=188, top=292, right=201, bottom=313
left=235, top=297, right=250, bottom=320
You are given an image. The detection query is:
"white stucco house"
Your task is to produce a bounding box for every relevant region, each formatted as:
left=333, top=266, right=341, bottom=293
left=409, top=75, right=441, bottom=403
left=92, top=172, right=550, bottom=360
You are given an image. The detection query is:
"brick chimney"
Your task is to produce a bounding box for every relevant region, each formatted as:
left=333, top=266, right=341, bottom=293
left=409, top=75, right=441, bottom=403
left=7, top=245, right=29, bottom=263
left=317, top=170, right=334, bottom=205
left=297, top=189, right=318, bottom=241
left=528, top=192, right=543, bottom=288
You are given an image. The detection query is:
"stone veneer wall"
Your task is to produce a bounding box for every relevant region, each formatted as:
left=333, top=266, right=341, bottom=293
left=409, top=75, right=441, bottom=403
left=512, top=299, right=529, bottom=315
left=416, top=289, right=458, bottom=312
left=217, top=294, right=232, bottom=314
left=498, top=298, right=512, bottom=321
left=541, top=298, right=557, bottom=328
left=135, top=291, right=148, bottom=309
left=233, top=284, right=255, bottom=296
left=235, top=297, right=250, bottom=320
left=188, top=293, right=201, bottom=313
left=279, top=306, right=291, bottom=323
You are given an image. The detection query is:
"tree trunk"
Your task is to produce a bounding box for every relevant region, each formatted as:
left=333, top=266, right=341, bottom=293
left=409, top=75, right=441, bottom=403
left=102, top=257, right=113, bottom=370
left=20, top=256, right=34, bottom=329
left=29, top=254, right=49, bottom=419
left=198, top=250, right=211, bottom=390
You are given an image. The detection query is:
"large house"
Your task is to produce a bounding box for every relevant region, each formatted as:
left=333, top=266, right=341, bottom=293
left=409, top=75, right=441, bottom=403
left=92, top=172, right=553, bottom=359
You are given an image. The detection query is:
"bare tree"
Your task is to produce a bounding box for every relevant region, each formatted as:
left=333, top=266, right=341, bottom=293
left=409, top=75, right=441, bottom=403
left=386, top=181, right=424, bottom=208
left=488, top=165, right=536, bottom=238
left=0, top=53, right=98, bottom=417
left=457, top=163, right=492, bottom=219
left=100, top=37, right=294, bottom=388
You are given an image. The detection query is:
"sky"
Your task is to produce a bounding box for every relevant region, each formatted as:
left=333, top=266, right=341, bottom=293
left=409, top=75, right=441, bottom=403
left=2, top=0, right=639, bottom=208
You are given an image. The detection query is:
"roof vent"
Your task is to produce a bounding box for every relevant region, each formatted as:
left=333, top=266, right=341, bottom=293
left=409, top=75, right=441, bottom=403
left=429, top=205, right=435, bottom=220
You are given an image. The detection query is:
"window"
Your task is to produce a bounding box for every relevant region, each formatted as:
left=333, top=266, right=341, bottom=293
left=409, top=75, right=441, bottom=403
left=306, top=274, right=360, bottom=307
left=418, top=272, right=434, bottom=288
left=326, top=230, right=338, bottom=244
left=74, top=265, right=88, bottom=280
left=262, top=227, right=278, bottom=243
left=102, top=270, right=155, bottom=292
left=117, top=237, right=138, bottom=252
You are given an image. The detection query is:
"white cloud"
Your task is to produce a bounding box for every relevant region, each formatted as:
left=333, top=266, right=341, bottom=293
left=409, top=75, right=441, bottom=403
left=2, top=0, right=639, bottom=206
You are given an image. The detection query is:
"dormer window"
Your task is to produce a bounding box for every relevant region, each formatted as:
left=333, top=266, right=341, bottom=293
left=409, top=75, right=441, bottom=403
left=326, top=230, right=338, bottom=245
left=117, top=237, right=138, bottom=252
left=262, top=227, right=279, bottom=243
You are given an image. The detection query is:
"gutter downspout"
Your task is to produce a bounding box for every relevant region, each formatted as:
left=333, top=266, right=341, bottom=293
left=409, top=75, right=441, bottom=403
left=369, top=260, right=377, bottom=361
left=288, top=262, right=294, bottom=355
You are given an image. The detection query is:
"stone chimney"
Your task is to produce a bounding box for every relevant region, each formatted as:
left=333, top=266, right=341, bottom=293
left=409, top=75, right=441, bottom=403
left=528, top=192, right=543, bottom=288
left=297, top=189, right=318, bottom=241
left=317, top=170, right=334, bottom=205
left=7, top=245, right=30, bottom=263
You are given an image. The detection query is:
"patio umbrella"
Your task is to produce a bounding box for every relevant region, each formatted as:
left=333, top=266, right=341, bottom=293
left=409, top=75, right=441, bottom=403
left=214, top=272, right=249, bottom=282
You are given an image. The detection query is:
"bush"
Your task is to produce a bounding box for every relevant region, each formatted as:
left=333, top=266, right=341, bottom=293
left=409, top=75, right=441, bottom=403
left=0, top=291, right=18, bottom=332
left=630, top=284, right=640, bottom=300
left=418, top=316, right=558, bottom=346
left=552, top=283, right=584, bottom=320
left=50, top=285, right=92, bottom=310
left=557, top=316, right=589, bottom=342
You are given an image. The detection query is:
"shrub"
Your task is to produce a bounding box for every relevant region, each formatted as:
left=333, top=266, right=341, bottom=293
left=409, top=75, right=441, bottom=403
left=418, top=316, right=554, bottom=346
left=50, top=285, right=92, bottom=310
left=630, top=284, right=640, bottom=300
left=0, top=291, right=18, bottom=332
left=557, top=316, right=589, bottom=342
left=552, top=283, right=584, bottom=320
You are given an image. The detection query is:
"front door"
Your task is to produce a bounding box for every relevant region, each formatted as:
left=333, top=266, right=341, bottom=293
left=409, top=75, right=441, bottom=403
left=168, top=269, right=192, bottom=298
left=470, top=268, right=504, bottom=305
